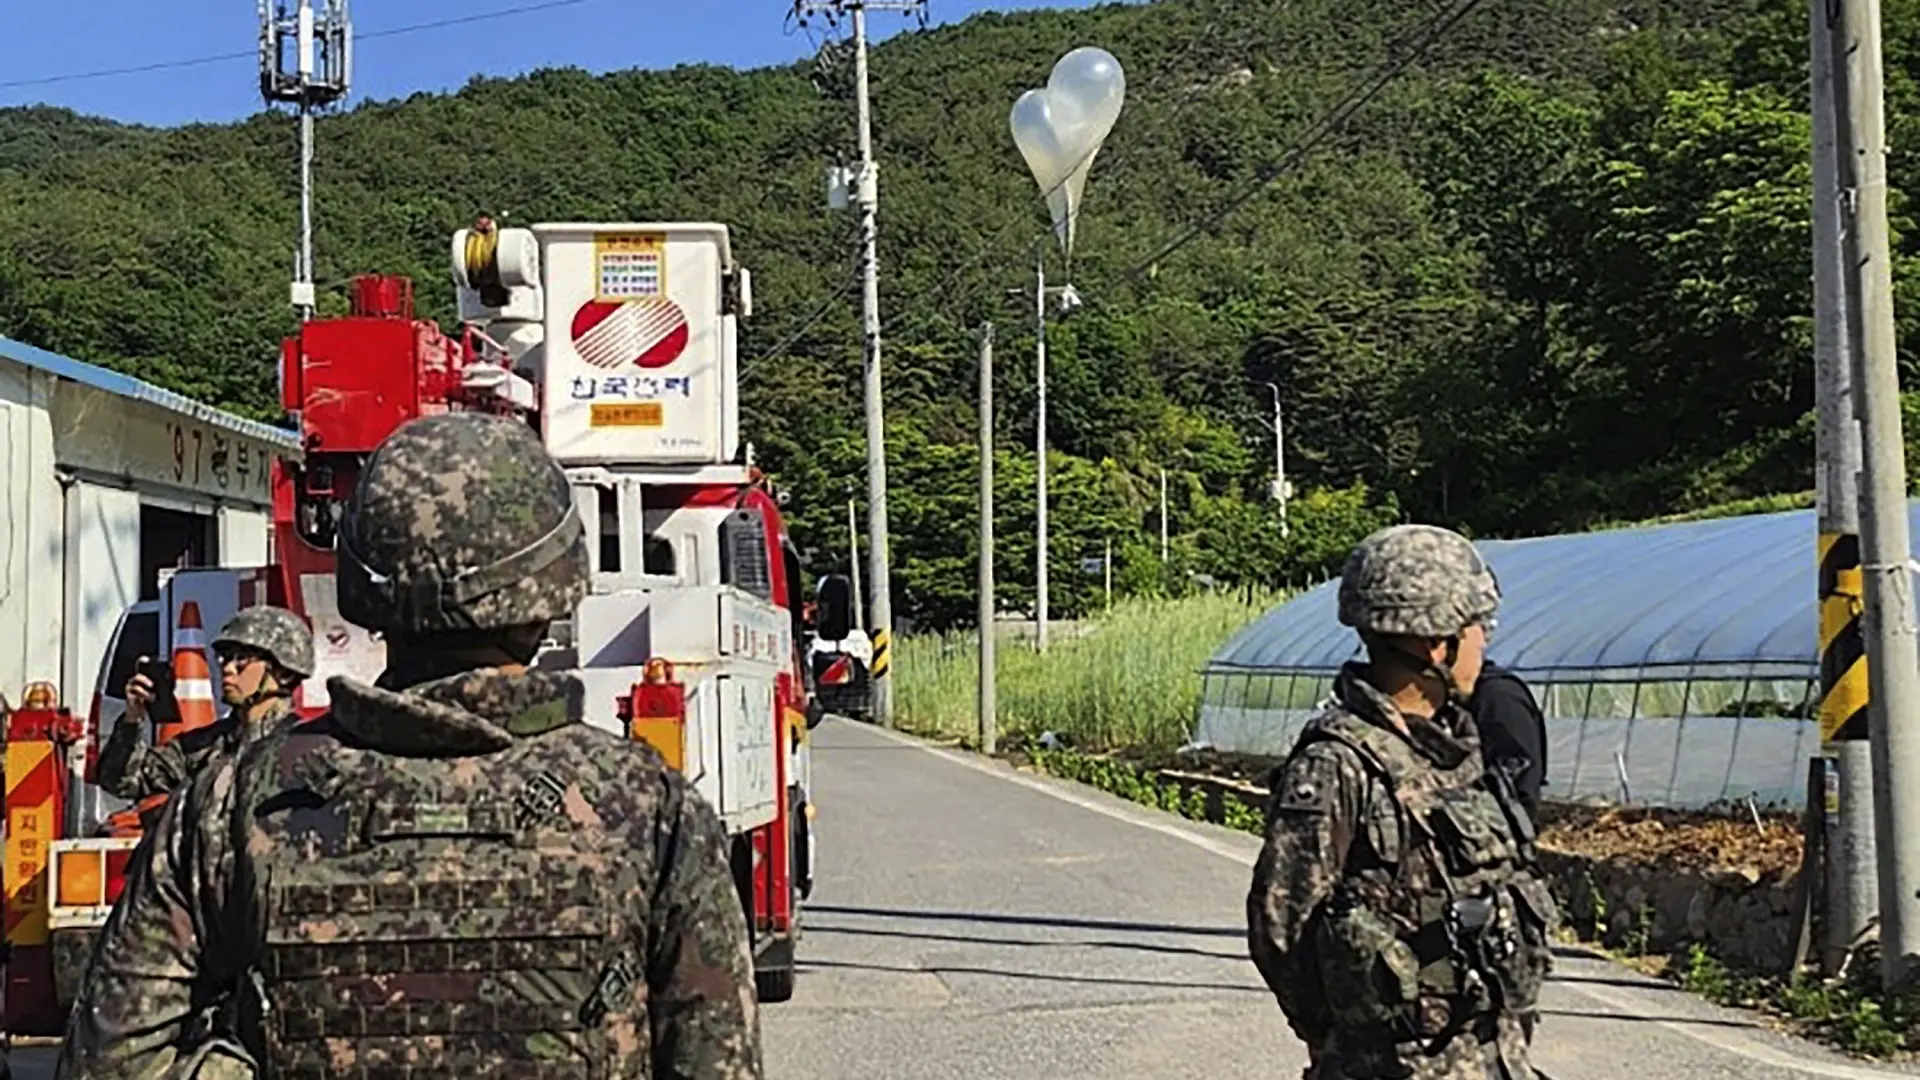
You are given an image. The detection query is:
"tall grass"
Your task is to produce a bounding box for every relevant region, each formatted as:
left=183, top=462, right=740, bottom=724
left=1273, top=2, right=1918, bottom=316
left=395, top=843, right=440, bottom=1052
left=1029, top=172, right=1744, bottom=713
left=894, top=591, right=1279, bottom=752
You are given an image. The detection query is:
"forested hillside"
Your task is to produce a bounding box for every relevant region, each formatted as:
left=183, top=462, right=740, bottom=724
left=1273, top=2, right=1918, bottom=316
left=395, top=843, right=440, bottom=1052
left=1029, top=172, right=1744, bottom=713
left=0, top=0, right=1910, bottom=627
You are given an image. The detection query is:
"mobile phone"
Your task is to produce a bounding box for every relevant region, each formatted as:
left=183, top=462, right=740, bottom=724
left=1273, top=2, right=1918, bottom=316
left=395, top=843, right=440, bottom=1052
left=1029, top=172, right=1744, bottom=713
left=137, top=659, right=179, bottom=723
left=138, top=659, right=174, bottom=693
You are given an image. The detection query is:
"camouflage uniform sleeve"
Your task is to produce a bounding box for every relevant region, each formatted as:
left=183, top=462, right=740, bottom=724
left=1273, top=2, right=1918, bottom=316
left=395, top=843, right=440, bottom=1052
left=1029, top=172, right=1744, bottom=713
left=642, top=776, right=765, bottom=1080
left=1246, top=741, right=1370, bottom=1043
left=55, top=753, right=240, bottom=1080
left=95, top=718, right=189, bottom=802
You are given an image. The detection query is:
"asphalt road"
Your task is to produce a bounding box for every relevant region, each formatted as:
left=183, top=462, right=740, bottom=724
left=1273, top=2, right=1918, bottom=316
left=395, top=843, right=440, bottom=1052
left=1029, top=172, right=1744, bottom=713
left=762, top=719, right=1920, bottom=1080
left=15, top=717, right=1920, bottom=1078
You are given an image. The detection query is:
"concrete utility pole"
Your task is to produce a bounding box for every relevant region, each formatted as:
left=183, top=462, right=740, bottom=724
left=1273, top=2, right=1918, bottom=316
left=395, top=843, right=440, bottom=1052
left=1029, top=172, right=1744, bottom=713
left=258, top=0, right=351, bottom=324
left=978, top=324, right=997, bottom=755
left=847, top=497, right=865, bottom=632
left=1104, top=537, right=1113, bottom=609
left=1266, top=381, right=1289, bottom=538
left=1829, top=0, right=1920, bottom=987
left=1160, top=467, right=1170, bottom=564
left=1013, top=258, right=1081, bottom=653
left=1811, top=0, right=1877, bottom=974
left=796, top=0, right=925, bottom=725
left=1034, top=252, right=1051, bottom=653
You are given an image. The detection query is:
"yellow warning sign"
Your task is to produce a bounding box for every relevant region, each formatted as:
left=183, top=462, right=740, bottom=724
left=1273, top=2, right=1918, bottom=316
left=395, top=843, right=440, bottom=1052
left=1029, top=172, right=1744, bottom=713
left=590, top=402, right=664, bottom=428
left=1819, top=532, right=1869, bottom=742
left=593, top=233, right=666, bottom=302
left=6, top=740, right=56, bottom=946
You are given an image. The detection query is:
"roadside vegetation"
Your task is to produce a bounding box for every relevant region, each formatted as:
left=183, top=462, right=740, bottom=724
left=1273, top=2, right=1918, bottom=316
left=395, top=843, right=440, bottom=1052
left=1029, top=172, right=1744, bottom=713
left=1621, top=941, right=1920, bottom=1058
left=895, top=590, right=1277, bottom=751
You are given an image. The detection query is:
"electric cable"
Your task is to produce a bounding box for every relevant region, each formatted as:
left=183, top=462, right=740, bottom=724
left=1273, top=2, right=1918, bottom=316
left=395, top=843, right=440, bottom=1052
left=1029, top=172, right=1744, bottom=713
left=0, top=0, right=593, bottom=91
left=1116, top=0, right=1490, bottom=283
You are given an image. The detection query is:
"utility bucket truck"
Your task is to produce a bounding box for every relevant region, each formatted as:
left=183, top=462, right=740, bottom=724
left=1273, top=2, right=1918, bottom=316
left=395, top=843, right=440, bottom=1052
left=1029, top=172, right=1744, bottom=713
left=450, top=221, right=817, bottom=1000
left=32, top=223, right=817, bottom=1024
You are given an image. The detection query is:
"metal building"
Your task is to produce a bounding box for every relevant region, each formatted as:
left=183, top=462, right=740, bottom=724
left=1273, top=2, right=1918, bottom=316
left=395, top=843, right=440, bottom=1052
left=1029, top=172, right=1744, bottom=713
left=0, top=335, right=298, bottom=712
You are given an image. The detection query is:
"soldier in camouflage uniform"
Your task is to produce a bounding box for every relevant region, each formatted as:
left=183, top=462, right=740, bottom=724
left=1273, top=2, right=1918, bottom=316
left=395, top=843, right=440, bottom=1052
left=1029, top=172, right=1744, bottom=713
left=1247, top=524, right=1558, bottom=1080
left=100, top=607, right=314, bottom=805
left=57, top=412, right=764, bottom=1080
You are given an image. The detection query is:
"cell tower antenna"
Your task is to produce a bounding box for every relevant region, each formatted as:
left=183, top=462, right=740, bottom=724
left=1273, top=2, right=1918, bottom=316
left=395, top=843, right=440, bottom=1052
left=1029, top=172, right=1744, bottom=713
left=259, top=0, right=353, bottom=323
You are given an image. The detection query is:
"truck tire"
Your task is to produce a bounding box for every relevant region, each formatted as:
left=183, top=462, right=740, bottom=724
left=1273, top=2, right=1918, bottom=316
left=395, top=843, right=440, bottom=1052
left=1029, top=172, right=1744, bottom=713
left=755, top=964, right=796, bottom=1004
left=791, top=787, right=814, bottom=902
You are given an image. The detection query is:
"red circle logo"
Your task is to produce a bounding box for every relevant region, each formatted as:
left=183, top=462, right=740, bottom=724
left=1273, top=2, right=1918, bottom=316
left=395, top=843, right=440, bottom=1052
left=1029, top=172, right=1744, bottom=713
left=570, top=298, right=689, bottom=370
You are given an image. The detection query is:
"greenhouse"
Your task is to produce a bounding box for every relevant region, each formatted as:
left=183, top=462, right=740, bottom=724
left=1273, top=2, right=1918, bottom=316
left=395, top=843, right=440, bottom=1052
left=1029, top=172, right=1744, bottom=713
left=1195, top=504, right=1920, bottom=810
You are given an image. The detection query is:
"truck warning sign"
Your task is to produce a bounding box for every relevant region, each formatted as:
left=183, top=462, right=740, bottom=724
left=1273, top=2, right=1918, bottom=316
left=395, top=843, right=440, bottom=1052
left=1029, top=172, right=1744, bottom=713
left=590, top=402, right=665, bottom=428
left=593, top=232, right=665, bottom=300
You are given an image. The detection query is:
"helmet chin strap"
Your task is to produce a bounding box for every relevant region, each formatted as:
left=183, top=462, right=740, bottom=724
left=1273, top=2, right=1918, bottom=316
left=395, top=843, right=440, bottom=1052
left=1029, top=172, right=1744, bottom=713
left=231, top=670, right=294, bottom=713
left=1381, top=634, right=1470, bottom=712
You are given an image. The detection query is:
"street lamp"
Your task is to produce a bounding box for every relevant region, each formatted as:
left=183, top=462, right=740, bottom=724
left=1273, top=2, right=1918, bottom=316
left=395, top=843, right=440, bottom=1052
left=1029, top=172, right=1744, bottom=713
left=1007, top=269, right=1084, bottom=651
left=1010, top=46, right=1125, bottom=653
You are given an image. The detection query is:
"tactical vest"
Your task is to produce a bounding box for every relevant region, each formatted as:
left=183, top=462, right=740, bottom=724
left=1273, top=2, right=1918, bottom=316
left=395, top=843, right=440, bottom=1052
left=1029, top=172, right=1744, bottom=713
left=235, top=728, right=642, bottom=1080
left=1302, top=710, right=1558, bottom=1042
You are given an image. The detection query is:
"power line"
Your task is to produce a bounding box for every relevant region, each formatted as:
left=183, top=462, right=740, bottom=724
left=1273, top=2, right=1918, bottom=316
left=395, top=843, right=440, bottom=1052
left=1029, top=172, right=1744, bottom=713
left=0, top=0, right=592, bottom=92
left=753, top=0, right=1474, bottom=369
left=1118, top=0, right=1488, bottom=282
left=741, top=270, right=863, bottom=381
left=748, top=2, right=1246, bottom=373
left=866, top=18, right=1243, bottom=342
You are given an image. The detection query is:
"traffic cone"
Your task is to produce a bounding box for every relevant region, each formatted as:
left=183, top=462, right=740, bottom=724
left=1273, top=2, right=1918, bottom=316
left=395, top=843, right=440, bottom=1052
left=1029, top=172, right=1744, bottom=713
left=157, top=600, right=218, bottom=746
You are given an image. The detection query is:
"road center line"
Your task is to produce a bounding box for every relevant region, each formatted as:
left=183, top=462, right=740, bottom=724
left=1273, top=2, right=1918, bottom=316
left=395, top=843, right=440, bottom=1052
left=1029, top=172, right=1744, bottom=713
left=845, top=722, right=1918, bottom=1079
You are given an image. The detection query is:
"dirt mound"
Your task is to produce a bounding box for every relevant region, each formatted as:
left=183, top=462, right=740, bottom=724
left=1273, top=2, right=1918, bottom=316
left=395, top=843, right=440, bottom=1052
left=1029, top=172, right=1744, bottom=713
left=1538, top=804, right=1804, bottom=879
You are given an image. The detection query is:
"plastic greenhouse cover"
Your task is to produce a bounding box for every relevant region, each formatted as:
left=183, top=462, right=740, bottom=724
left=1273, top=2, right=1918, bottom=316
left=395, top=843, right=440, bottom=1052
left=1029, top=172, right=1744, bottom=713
left=1206, top=503, right=1920, bottom=683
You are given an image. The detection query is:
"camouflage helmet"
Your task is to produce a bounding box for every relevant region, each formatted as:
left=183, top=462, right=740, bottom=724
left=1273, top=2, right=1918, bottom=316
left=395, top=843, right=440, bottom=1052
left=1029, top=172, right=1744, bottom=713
left=213, top=606, right=315, bottom=680
left=1337, top=523, right=1500, bottom=638
left=336, top=412, right=588, bottom=636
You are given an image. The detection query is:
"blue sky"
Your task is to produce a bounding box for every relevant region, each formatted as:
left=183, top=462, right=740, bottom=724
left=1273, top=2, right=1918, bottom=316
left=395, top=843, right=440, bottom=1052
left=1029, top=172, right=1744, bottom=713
left=1, top=0, right=1106, bottom=128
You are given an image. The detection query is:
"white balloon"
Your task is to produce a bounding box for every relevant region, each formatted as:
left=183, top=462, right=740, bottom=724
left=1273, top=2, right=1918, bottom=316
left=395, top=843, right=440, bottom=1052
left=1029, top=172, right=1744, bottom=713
left=1009, top=46, right=1126, bottom=257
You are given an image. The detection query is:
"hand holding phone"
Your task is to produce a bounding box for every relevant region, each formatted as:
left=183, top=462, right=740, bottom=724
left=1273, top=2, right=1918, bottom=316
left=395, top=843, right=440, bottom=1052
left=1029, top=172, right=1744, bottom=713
left=125, top=657, right=177, bottom=724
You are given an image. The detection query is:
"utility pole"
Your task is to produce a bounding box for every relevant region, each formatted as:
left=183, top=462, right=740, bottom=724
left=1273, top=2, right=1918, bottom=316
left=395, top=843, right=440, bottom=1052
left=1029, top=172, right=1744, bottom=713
left=796, top=0, right=924, bottom=726
left=1034, top=251, right=1051, bottom=653
left=1104, top=537, right=1113, bottom=610
left=258, top=0, right=351, bottom=324
left=1011, top=256, right=1081, bottom=653
left=978, top=324, right=997, bottom=755
left=1160, top=467, right=1170, bottom=564
left=1812, top=0, right=1876, bottom=974
left=1829, top=0, right=1920, bottom=988
left=1266, top=382, right=1290, bottom=538
left=847, top=497, right=865, bottom=632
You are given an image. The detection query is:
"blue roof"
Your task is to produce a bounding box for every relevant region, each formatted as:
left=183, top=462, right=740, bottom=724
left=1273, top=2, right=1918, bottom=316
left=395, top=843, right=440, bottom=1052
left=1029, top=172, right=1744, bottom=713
left=1206, top=505, right=1898, bottom=683
left=0, top=334, right=300, bottom=451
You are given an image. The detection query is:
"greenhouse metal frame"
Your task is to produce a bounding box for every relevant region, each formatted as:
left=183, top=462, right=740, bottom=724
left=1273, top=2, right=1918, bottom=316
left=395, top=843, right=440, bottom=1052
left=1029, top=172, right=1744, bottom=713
left=1193, top=505, right=1914, bottom=810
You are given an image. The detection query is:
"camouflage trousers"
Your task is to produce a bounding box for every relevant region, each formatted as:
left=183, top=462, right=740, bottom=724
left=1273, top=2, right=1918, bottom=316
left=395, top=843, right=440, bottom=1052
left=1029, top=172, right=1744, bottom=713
left=169, top=1038, right=259, bottom=1080
left=1303, top=1011, right=1534, bottom=1080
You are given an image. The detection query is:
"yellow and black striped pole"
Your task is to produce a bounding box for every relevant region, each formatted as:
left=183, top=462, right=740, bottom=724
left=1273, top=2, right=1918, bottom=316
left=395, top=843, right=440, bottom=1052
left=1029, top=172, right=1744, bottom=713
left=1811, top=0, right=1879, bottom=975
left=1819, top=532, right=1869, bottom=742
left=870, top=627, right=892, bottom=682
left=1812, top=0, right=1877, bottom=974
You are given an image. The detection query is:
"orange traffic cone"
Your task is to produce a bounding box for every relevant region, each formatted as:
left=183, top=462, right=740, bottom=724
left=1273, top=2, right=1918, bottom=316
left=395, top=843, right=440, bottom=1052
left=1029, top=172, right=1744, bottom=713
left=157, top=600, right=219, bottom=745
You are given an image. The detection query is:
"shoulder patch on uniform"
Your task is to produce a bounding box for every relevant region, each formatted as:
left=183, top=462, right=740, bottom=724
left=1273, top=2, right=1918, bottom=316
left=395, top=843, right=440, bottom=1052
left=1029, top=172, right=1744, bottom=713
left=1273, top=755, right=1343, bottom=814
left=1275, top=776, right=1329, bottom=814
left=514, top=772, right=568, bottom=830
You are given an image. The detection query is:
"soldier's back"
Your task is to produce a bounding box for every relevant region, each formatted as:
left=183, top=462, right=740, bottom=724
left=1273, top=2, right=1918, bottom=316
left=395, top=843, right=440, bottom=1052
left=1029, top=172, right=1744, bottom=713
left=227, top=668, right=762, bottom=1079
